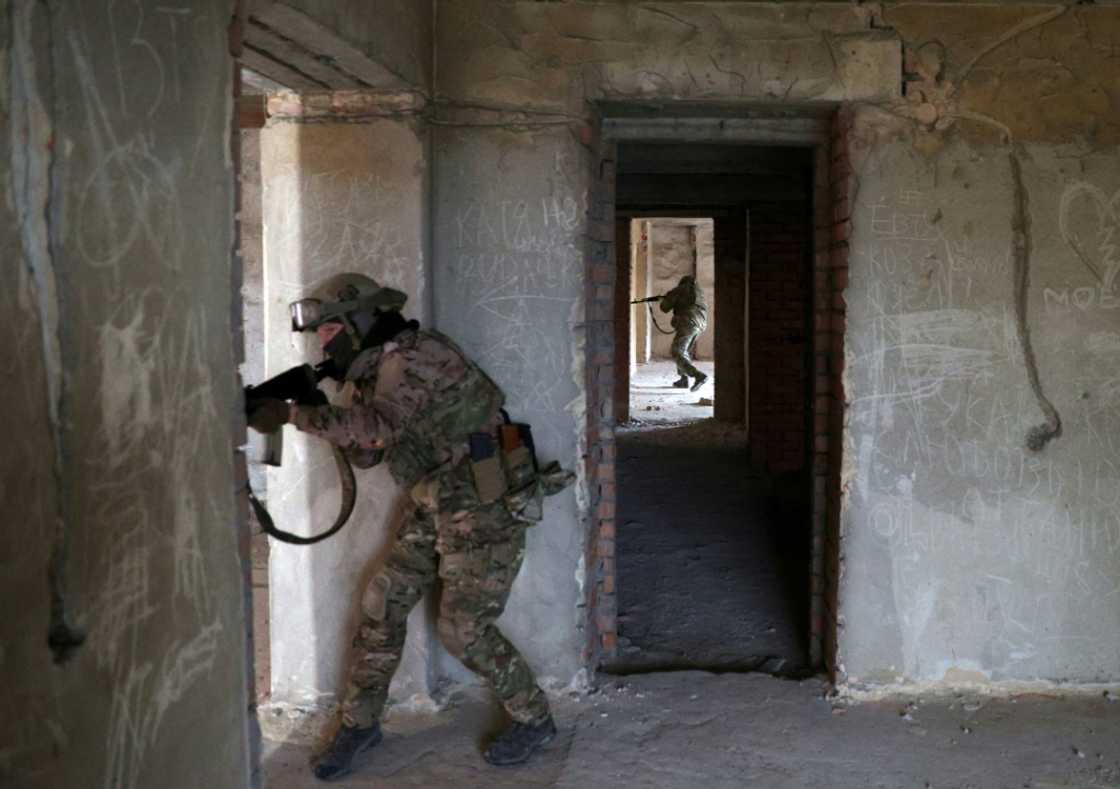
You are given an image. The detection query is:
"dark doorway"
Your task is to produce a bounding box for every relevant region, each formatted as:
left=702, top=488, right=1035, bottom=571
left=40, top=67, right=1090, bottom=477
left=605, top=143, right=816, bottom=675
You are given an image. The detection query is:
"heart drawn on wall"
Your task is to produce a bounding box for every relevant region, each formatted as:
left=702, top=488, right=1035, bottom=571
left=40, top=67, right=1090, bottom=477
left=1058, top=182, right=1120, bottom=293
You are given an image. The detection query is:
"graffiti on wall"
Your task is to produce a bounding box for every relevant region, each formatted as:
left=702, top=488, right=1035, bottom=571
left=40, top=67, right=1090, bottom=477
left=847, top=156, right=1120, bottom=678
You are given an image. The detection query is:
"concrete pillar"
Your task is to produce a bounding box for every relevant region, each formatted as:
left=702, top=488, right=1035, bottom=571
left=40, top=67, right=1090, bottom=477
left=632, top=220, right=651, bottom=365
left=259, top=120, right=434, bottom=736
left=431, top=125, right=585, bottom=687
left=2, top=3, right=252, bottom=786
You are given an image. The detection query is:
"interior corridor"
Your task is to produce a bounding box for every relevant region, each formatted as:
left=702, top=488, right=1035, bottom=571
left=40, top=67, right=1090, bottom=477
left=608, top=416, right=810, bottom=675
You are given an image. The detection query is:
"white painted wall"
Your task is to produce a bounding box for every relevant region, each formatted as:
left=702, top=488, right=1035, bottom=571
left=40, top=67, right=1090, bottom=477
left=259, top=120, right=436, bottom=732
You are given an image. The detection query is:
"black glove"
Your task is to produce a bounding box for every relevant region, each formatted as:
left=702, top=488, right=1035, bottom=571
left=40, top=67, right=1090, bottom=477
left=247, top=399, right=289, bottom=434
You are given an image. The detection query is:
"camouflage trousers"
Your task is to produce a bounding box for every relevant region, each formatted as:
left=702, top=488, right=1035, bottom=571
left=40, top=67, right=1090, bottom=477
left=341, top=499, right=550, bottom=729
left=671, top=327, right=705, bottom=379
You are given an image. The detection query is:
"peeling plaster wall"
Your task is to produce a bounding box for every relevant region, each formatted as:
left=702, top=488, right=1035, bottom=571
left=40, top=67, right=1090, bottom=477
left=437, top=1, right=898, bottom=112
left=1, top=2, right=251, bottom=787
left=259, top=120, right=438, bottom=726
left=436, top=0, right=1120, bottom=689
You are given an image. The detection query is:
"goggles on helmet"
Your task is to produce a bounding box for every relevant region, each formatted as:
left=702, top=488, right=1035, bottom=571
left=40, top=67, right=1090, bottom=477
left=289, top=288, right=409, bottom=332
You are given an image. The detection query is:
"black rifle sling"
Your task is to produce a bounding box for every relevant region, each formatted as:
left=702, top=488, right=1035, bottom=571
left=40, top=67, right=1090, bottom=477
left=646, top=303, right=674, bottom=335
left=247, top=445, right=357, bottom=545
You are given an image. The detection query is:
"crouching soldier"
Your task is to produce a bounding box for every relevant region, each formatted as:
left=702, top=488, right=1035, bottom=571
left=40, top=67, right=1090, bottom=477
left=247, top=273, right=572, bottom=781
left=659, top=274, right=709, bottom=392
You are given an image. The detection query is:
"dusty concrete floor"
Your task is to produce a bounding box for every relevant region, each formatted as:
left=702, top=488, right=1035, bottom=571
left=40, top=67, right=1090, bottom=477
left=629, top=359, right=715, bottom=425
left=262, top=671, right=1120, bottom=788
left=610, top=416, right=809, bottom=674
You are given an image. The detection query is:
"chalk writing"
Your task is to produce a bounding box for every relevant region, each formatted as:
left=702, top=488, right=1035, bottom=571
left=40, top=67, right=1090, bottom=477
left=848, top=180, right=1120, bottom=676
left=445, top=182, right=585, bottom=414
left=1058, top=181, right=1120, bottom=293
left=1043, top=284, right=1120, bottom=315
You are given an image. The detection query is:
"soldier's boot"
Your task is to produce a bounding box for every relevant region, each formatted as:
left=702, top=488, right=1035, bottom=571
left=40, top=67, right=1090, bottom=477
left=311, top=722, right=383, bottom=781
left=689, top=372, right=708, bottom=392
left=672, top=376, right=689, bottom=388
left=483, top=717, right=558, bottom=766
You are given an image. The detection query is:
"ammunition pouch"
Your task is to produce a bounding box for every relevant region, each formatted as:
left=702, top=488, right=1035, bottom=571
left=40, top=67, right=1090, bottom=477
left=502, top=459, right=574, bottom=523
left=409, top=417, right=574, bottom=524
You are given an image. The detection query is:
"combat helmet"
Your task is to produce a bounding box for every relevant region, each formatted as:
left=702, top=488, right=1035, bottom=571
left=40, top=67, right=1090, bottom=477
left=290, top=273, right=412, bottom=370
left=290, top=273, right=407, bottom=337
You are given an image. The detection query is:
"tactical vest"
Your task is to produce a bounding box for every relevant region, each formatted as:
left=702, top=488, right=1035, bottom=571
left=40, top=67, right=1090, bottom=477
left=385, top=332, right=505, bottom=486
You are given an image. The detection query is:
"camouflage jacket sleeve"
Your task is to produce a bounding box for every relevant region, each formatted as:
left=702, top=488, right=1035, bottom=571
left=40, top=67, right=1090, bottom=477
left=659, top=285, right=681, bottom=313
left=286, top=332, right=458, bottom=451
left=289, top=399, right=398, bottom=451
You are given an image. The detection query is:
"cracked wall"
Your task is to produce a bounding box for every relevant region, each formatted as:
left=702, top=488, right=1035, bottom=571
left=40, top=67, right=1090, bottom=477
left=1, top=2, right=251, bottom=787
left=436, top=0, right=1120, bottom=689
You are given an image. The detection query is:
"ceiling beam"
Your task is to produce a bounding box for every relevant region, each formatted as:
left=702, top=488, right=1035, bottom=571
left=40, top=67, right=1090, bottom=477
left=248, top=1, right=413, bottom=92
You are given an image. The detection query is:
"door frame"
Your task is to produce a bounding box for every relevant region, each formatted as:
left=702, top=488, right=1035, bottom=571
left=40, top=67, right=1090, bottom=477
left=582, top=106, right=847, bottom=677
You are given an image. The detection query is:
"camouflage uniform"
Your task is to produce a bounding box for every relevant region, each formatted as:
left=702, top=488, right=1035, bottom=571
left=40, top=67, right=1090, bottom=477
left=660, top=276, right=709, bottom=380
left=290, top=329, right=551, bottom=729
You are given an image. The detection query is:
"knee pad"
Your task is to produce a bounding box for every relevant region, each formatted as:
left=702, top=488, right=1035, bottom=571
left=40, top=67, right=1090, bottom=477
left=361, top=575, right=392, bottom=622
left=436, top=615, right=474, bottom=659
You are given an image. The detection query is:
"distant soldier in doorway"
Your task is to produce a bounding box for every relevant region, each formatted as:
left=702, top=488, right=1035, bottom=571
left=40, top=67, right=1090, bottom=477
left=660, top=274, right=709, bottom=392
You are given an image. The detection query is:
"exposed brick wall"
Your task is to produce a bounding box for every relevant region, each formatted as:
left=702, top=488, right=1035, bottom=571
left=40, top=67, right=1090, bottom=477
left=749, top=202, right=812, bottom=474
left=821, top=108, right=853, bottom=680
left=583, top=129, right=619, bottom=666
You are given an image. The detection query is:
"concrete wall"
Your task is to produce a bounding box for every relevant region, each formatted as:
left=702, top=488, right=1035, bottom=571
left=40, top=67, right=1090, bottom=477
left=1, top=2, right=251, bottom=787
left=432, top=125, right=588, bottom=686
left=435, top=0, right=1120, bottom=690
left=241, top=129, right=269, bottom=498
left=259, top=119, right=437, bottom=728
left=843, top=136, right=1120, bottom=687
left=836, top=4, right=1120, bottom=689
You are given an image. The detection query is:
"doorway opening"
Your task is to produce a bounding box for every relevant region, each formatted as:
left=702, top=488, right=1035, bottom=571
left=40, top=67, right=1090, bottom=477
left=586, top=112, right=844, bottom=678
left=626, top=218, right=717, bottom=425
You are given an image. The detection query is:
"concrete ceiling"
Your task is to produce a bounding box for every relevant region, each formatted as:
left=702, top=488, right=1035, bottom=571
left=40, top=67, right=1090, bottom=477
left=242, top=1, right=415, bottom=92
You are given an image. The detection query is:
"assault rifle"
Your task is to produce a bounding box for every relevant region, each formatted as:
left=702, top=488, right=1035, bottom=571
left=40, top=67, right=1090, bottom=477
left=245, top=359, right=338, bottom=414
left=630, top=294, right=675, bottom=335
left=243, top=359, right=357, bottom=546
